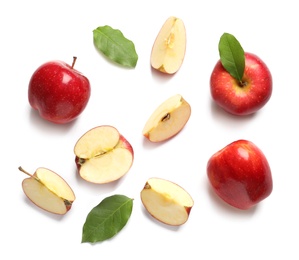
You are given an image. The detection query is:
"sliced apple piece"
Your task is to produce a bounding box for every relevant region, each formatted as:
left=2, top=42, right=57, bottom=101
left=74, top=125, right=134, bottom=184
left=150, top=16, right=186, bottom=74
left=142, top=94, right=191, bottom=142
left=19, top=166, right=75, bottom=215
left=141, top=177, right=193, bottom=226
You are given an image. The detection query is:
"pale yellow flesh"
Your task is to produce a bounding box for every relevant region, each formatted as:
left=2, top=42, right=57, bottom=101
left=74, top=125, right=134, bottom=184
left=22, top=178, right=69, bottom=215
left=79, top=148, right=133, bottom=183
left=150, top=16, right=186, bottom=74
left=142, top=94, right=191, bottom=142
left=141, top=178, right=193, bottom=226
left=36, top=168, right=75, bottom=202
left=74, top=126, right=120, bottom=159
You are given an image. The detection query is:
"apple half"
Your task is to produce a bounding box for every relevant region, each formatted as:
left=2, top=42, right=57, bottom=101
left=74, top=125, right=134, bottom=184
left=150, top=16, right=186, bottom=74
left=19, top=166, right=75, bottom=215
left=140, top=177, right=194, bottom=226
left=142, top=94, right=191, bottom=142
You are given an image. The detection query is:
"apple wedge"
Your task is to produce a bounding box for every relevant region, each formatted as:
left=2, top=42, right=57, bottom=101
left=141, top=177, right=193, bottom=226
left=142, top=94, right=191, bottom=142
left=19, top=166, right=75, bottom=215
left=150, top=16, right=186, bottom=74
left=74, top=125, right=134, bottom=184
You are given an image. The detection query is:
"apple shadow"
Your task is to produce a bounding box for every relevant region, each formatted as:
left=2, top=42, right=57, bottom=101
left=29, top=108, right=77, bottom=134
left=141, top=136, right=171, bottom=150
left=150, top=66, right=175, bottom=84
left=210, top=99, right=257, bottom=124
left=140, top=205, right=181, bottom=231
left=206, top=179, right=258, bottom=216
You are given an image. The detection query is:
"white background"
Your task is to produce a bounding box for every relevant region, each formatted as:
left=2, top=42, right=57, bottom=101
left=1, top=0, right=298, bottom=259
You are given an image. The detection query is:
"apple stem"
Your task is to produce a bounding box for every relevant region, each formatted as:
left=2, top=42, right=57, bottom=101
left=239, top=80, right=248, bottom=87
left=18, top=166, right=38, bottom=180
left=71, top=56, right=77, bottom=69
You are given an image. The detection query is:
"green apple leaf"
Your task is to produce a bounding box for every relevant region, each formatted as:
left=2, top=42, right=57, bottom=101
left=218, top=33, right=245, bottom=81
left=93, top=25, right=138, bottom=68
left=82, top=194, right=133, bottom=244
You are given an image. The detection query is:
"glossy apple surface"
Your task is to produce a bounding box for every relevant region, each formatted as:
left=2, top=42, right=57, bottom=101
left=207, top=140, right=273, bottom=210
left=28, top=58, right=91, bottom=124
left=210, top=52, right=272, bottom=116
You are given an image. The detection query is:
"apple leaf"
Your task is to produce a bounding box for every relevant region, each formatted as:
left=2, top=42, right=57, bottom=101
left=93, top=25, right=138, bottom=68
left=218, top=33, right=245, bottom=81
left=82, top=194, right=133, bottom=244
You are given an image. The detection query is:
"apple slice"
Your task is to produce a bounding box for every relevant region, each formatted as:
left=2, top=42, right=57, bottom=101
left=142, top=94, right=191, bottom=142
left=74, top=125, right=134, bottom=184
left=140, top=177, right=193, bottom=226
left=150, top=16, right=186, bottom=74
left=19, top=166, right=75, bottom=215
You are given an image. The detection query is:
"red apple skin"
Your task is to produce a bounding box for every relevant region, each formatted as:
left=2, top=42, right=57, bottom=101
left=28, top=60, right=91, bottom=124
left=207, top=140, right=273, bottom=210
left=210, top=52, right=272, bottom=116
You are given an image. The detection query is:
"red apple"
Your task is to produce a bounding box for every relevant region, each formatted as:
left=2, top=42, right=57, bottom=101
left=210, top=52, right=272, bottom=116
left=28, top=57, right=91, bottom=124
left=207, top=140, right=273, bottom=210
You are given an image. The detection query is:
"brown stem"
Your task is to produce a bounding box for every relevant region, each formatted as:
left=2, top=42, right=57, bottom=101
left=71, top=56, right=77, bottom=69
left=18, top=166, right=38, bottom=180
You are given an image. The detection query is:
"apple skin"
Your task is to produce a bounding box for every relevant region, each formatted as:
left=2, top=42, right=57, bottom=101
left=28, top=59, right=91, bottom=124
left=207, top=140, right=273, bottom=210
left=210, top=52, right=272, bottom=116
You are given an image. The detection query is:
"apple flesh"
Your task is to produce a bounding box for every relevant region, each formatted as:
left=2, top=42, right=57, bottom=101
left=19, top=167, right=75, bottom=215
left=28, top=57, right=91, bottom=124
left=142, top=94, right=191, bottom=142
left=207, top=140, right=273, bottom=210
left=74, top=125, right=134, bottom=184
left=150, top=16, right=186, bottom=74
left=210, top=52, right=272, bottom=115
left=141, top=177, right=193, bottom=226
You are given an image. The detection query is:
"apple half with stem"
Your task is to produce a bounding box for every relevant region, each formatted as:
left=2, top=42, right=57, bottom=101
left=142, top=94, right=191, bottom=142
left=140, top=177, right=194, bottom=226
left=207, top=140, right=273, bottom=210
left=19, top=166, right=75, bottom=215
left=74, top=125, right=134, bottom=184
left=150, top=16, right=186, bottom=74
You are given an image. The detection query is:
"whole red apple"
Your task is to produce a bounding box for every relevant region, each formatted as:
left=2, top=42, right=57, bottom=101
left=210, top=52, right=272, bottom=116
left=28, top=57, right=91, bottom=124
left=207, top=140, right=273, bottom=210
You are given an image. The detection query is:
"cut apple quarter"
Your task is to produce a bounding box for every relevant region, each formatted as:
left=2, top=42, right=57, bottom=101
left=142, top=94, right=191, bottom=142
left=74, top=125, right=134, bottom=184
left=150, top=16, right=186, bottom=74
left=19, top=166, right=75, bottom=215
left=140, top=177, right=194, bottom=226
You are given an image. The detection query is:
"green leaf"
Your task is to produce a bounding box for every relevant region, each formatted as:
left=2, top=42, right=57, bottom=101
left=82, top=194, right=133, bottom=244
left=93, top=25, right=138, bottom=68
left=218, top=33, right=245, bottom=81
